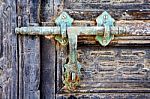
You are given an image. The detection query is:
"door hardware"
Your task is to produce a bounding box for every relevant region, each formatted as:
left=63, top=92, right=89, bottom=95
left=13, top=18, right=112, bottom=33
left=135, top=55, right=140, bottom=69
left=15, top=11, right=127, bottom=91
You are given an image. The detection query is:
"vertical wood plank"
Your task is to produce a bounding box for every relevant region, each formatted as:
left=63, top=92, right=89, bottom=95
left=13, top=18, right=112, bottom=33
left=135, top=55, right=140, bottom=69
left=30, top=0, right=41, bottom=25
left=40, top=0, right=56, bottom=98
left=18, top=0, right=30, bottom=98
left=54, top=0, right=62, bottom=16
left=19, top=36, right=41, bottom=99
left=41, top=37, right=56, bottom=99
left=18, top=0, right=41, bottom=99
left=18, top=35, right=23, bottom=99
left=56, top=43, right=62, bottom=92
left=40, top=0, right=54, bottom=22
left=0, top=5, right=4, bottom=99
left=1, top=5, right=10, bottom=99
left=10, top=0, right=18, bottom=99
left=1, top=0, right=18, bottom=99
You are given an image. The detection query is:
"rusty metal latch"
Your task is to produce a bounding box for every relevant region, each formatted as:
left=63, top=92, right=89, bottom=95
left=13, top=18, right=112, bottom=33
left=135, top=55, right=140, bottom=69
left=15, top=11, right=126, bottom=91
left=55, top=12, right=81, bottom=90
left=55, top=12, right=73, bottom=46
left=96, top=11, right=115, bottom=46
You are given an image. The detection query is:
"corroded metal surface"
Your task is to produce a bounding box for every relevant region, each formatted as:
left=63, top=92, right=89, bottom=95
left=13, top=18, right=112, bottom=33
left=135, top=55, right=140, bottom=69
left=15, top=26, right=126, bottom=35
left=63, top=33, right=81, bottom=91
left=55, top=12, right=74, bottom=46
left=96, top=11, right=115, bottom=46
left=15, top=27, right=61, bottom=35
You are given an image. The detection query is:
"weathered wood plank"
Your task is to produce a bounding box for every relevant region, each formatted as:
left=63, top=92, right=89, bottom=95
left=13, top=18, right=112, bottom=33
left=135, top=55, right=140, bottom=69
left=18, top=0, right=40, bottom=99
left=2, top=8, right=11, bottom=99
left=65, top=3, right=150, bottom=9
left=65, top=9, right=150, bottom=20
left=57, top=93, right=150, bottom=99
left=40, top=0, right=54, bottom=22
left=29, top=0, right=41, bottom=25
left=10, top=0, right=18, bottom=99
left=63, top=2, right=150, bottom=20
left=41, top=37, right=56, bottom=99
left=18, top=35, right=24, bottom=99
left=56, top=43, right=62, bottom=92
left=40, top=0, right=57, bottom=99
left=65, top=0, right=149, bottom=4
left=18, top=0, right=30, bottom=99
left=1, top=0, right=18, bottom=99
left=19, top=35, right=40, bottom=99
left=73, top=46, right=150, bottom=92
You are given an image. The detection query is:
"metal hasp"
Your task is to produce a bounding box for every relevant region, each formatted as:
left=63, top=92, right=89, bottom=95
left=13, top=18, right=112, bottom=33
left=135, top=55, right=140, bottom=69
left=55, top=12, right=81, bottom=91
left=96, top=11, right=115, bottom=46
left=63, top=32, right=81, bottom=91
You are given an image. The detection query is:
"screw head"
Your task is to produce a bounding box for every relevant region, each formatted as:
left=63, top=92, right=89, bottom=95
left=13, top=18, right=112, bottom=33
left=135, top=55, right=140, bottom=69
left=61, top=15, right=66, bottom=19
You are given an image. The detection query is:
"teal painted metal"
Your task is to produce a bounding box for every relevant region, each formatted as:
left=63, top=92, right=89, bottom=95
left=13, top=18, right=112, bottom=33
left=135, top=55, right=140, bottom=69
left=15, top=27, right=126, bottom=35
left=63, top=32, right=81, bottom=91
left=96, top=11, right=115, bottom=46
left=54, top=12, right=81, bottom=90
left=55, top=12, right=81, bottom=91
left=55, top=12, right=74, bottom=46
left=15, top=27, right=60, bottom=35
left=55, top=12, right=74, bottom=27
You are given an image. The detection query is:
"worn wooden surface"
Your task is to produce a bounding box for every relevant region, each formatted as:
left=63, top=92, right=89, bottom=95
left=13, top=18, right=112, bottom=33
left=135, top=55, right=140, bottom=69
left=54, top=0, right=150, bottom=98
left=77, top=46, right=150, bottom=91
left=0, top=0, right=18, bottom=99
left=40, top=37, right=56, bottom=99
left=57, top=93, right=150, bottom=99
left=40, top=0, right=58, bottom=99
left=64, top=0, right=150, bottom=20
left=0, top=0, right=150, bottom=99
left=18, top=0, right=41, bottom=99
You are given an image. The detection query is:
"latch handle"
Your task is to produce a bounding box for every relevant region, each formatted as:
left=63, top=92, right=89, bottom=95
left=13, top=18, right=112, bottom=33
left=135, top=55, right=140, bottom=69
left=55, top=12, right=81, bottom=91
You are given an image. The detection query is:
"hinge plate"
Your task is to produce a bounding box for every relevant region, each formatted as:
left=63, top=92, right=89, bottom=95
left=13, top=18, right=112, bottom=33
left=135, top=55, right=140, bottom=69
left=96, top=11, right=115, bottom=46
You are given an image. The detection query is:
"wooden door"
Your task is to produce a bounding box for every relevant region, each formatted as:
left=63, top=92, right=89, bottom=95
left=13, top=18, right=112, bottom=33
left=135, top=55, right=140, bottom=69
left=1, top=0, right=150, bottom=99
left=52, top=0, right=150, bottom=98
left=17, top=0, right=150, bottom=98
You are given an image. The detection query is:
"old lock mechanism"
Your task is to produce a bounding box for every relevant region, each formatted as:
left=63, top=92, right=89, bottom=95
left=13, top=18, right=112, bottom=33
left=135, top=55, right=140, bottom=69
left=55, top=12, right=82, bottom=91
left=15, top=11, right=127, bottom=91
left=55, top=12, right=73, bottom=46
left=54, top=11, right=126, bottom=91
